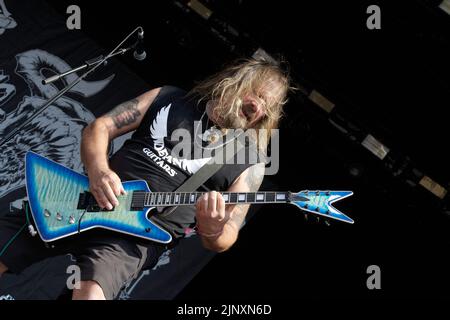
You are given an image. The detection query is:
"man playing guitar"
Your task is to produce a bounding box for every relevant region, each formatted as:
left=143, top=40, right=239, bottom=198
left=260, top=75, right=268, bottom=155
left=0, top=58, right=290, bottom=300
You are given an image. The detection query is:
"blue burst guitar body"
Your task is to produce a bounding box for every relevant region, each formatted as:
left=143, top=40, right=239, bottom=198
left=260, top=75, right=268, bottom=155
left=25, top=151, right=354, bottom=243
left=25, top=151, right=173, bottom=243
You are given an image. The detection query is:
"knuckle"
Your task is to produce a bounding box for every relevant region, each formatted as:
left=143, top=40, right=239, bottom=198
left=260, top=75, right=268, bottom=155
left=94, top=188, right=103, bottom=195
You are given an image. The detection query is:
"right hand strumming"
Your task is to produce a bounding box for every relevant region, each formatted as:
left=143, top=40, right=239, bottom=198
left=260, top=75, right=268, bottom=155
left=87, top=165, right=126, bottom=210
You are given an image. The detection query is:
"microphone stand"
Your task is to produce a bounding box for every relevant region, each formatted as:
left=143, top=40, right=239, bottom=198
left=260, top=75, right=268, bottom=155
left=41, top=50, right=128, bottom=85
left=0, top=26, right=144, bottom=148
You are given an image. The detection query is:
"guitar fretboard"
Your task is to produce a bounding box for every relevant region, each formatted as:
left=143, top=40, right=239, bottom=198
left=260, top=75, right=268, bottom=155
left=131, top=191, right=289, bottom=209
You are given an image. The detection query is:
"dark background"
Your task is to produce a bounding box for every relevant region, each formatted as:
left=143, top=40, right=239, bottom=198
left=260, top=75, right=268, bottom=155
left=44, top=0, right=450, bottom=299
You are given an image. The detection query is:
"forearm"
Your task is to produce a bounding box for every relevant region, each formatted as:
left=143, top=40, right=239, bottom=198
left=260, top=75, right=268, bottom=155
left=199, top=203, right=248, bottom=252
left=200, top=222, right=239, bottom=253
left=80, top=121, right=111, bottom=172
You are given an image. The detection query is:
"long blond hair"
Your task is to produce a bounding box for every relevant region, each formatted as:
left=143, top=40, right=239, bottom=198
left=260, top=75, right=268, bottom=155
left=190, top=57, right=291, bottom=149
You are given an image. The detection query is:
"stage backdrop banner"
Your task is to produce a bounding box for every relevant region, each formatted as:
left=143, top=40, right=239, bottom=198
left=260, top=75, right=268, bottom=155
left=0, top=0, right=216, bottom=300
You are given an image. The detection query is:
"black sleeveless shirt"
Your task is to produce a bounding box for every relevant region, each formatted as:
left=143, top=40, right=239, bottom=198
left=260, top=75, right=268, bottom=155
left=109, top=86, right=256, bottom=238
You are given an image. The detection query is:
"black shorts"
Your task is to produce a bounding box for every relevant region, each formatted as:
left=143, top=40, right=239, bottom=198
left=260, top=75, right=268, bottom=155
left=0, top=210, right=168, bottom=300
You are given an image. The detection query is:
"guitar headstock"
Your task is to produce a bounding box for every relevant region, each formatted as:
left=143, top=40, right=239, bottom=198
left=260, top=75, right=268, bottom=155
left=288, top=190, right=354, bottom=224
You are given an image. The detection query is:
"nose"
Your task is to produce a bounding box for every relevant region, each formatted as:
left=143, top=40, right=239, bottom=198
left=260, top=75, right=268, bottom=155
left=242, top=99, right=264, bottom=126
left=250, top=99, right=265, bottom=119
left=251, top=99, right=261, bottom=112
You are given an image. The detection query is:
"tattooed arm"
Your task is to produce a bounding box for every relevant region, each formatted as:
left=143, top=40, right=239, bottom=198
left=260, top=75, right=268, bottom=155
left=80, top=88, right=161, bottom=209
left=196, top=163, right=265, bottom=252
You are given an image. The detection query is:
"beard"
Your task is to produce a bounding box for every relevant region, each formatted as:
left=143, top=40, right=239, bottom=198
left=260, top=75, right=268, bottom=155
left=206, top=100, right=248, bottom=129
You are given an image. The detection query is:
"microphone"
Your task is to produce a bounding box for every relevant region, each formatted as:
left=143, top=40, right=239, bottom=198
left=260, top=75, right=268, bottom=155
left=133, top=28, right=147, bottom=61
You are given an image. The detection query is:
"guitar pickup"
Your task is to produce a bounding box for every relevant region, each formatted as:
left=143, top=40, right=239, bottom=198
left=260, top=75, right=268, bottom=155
left=77, top=192, right=114, bottom=212
left=87, top=204, right=114, bottom=212
left=77, top=192, right=89, bottom=210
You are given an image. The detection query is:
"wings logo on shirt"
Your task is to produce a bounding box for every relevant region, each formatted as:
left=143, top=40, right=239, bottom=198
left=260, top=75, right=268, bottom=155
left=144, top=104, right=211, bottom=177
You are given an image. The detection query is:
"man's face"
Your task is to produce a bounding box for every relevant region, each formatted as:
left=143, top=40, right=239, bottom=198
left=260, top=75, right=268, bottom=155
left=208, top=78, right=282, bottom=130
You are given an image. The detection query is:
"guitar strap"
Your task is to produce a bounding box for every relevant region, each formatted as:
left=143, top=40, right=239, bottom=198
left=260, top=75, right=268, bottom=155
left=157, top=138, right=245, bottom=217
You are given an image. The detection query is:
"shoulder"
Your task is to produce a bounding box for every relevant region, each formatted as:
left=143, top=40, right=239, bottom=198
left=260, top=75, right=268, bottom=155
left=228, top=163, right=265, bottom=192
left=153, top=85, right=187, bottom=101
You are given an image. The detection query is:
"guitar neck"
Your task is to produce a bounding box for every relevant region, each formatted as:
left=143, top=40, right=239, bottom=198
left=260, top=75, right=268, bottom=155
left=131, top=191, right=289, bottom=209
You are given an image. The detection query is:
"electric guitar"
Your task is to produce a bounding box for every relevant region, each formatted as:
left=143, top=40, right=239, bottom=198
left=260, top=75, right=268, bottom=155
left=25, top=151, right=354, bottom=244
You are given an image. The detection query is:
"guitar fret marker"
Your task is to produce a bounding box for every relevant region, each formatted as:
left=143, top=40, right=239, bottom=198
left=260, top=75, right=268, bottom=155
left=256, top=194, right=264, bottom=201
left=223, top=194, right=229, bottom=202
left=238, top=194, right=246, bottom=202
left=276, top=193, right=286, bottom=200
